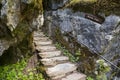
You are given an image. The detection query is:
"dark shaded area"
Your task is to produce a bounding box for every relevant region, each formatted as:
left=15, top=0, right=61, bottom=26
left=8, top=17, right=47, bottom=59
left=43, top=0, right=52, bottom=11
left=0, top=20, right=13, bottom=40
left=85, top=14, right=105, bottom=24
left=0, top=0, right=41, bottom=65
left=0, top=32, right=33, bottom=65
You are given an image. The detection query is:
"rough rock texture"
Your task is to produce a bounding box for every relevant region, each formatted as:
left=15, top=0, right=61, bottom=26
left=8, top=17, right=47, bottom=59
left=43, top=0, right=70, bottom=10
left=1, top=0, right=20, bottom=31
left=0, top=40, right=13, bottom=56
left=46, top=9, right=120, bottom=55
left=33, top=30, right=86, bottom=80
left=43, top=0, right=120, bottom=79
left=0, top=0, right=44, bottom=64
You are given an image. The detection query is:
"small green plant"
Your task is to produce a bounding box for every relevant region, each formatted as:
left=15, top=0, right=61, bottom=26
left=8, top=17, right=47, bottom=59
left=95, top=59, right=111, bottom=80
left=55, top=42, right=79, bottom=62
left=0, top=59, right=45, bottom=80
left=87, top=76, right=94, bottom=80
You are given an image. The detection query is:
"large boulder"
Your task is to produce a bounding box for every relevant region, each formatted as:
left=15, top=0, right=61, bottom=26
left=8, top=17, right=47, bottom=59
left=0, top=0, right=44, bottom=64
left=44, top=8, right=120, bottom=78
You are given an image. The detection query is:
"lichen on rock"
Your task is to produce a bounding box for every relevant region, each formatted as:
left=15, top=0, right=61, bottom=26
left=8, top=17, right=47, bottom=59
left=0, top=0, right=44, bottom=63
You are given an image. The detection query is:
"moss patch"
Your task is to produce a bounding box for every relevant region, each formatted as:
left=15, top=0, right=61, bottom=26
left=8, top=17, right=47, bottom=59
left=68, top=0, right=120, bottom=16
left=0, top=58, right=45, bottom=80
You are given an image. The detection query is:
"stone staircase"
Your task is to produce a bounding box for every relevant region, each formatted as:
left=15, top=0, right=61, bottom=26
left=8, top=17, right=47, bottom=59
left=33, top=30, right=86, bottom=80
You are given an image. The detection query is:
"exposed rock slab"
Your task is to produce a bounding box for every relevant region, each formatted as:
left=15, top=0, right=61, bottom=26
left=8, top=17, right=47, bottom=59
left=46, top=62, right=77, bottom=77
left=41, top=56, right=69, bottom=66
left=45, top=8, right=120, bottom=68
left=33, top=32, right=45, bottom=37
left=36, top=45, right=56, bottom=52
left=62, top=72, right=86, bottom=80
left=39, top=51, right=61, bottom=58
left=33, top=37, right=49, bottom=41
left=33, top=30, right=86, bottom=80
left=52, top=74, right=66, bottom=80
left=34, top=40, right=52, bottom=46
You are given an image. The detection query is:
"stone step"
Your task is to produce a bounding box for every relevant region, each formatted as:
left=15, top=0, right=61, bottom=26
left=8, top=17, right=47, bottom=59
left=62, top=72, right=86, bottom=80
left=52, top=74, right=66, bottom=80
left=36, top=45, right=56, bottom=52
left=33, top=31, right=86, bottom=80
left=34, top=31, right=43, bottom=34
left=34, top=40, right=52, bottom=46
left=46, top=63, right=77, bottom=77
left=41, top=56, right=69, bottom=66
left=33, top=32, right=45, bottom=37
left=33, top=37, right=49, bottom=41
left=39, top=51, right=61, bottom=58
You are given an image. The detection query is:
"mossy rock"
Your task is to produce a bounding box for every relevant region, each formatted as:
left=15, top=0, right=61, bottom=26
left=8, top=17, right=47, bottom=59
left=68, top=0, right=120, bottom=16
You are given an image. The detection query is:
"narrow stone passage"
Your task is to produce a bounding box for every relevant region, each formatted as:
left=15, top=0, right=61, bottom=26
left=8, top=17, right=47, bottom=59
left=33, top=30, right=86, bottom=80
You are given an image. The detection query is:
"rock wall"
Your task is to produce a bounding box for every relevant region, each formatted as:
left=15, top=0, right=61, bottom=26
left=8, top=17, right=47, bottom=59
left=43, top=0, right=120, bottom=79
left=0, top=0, right=44, bottom=64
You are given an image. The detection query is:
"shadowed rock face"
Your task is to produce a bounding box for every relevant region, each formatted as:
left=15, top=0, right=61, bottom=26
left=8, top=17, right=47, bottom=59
left=0, top=20, right=12, bottom=39
left=0, top=20, right=13, bottom=56
left=0, top=0, right=44, bottom=64
left=43, top=0, right=70, bottom=10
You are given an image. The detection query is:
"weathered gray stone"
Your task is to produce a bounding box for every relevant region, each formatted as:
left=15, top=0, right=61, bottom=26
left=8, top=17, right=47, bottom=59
left=39, top=50, right=61, bottom=58
left=1, top=0, right=44, bottom=32
left=46, top=9, right=120, bottom=65
left=52, top=74, right=66, bottom=80
left=1, top=0, right=20, bottom=31
left=0, top=40, right=10, bottom=56
left=41, top=56, right=69, bottom=66
left=44, top=8, right=120, bottom=79
left=46, top=63, right=77, bottom=77
left=36, top=45, right=56, bottom=52
left=34, top=30, right=86, bottom=80
left=33, top=32, right=45, bottom=37
left=33, top=37, right=49, bottom=41
left=34, top=40, right=52, bottom=46
left=32, top=14, right=44, bottom=30
left=62, top=72, right=86, bottom=80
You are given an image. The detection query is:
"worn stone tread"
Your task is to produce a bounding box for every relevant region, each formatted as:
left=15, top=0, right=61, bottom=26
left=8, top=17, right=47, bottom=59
left=52, top=74, right=66, bottom=80
left=36, top=45, right=56, bottom=52
left=34, top=32, right=45, bottom=37
left=39, top=50, right=61, bottom=58
left=41, top=56, right=69, bottom=66
left=46, top=63, right=77, bottom=77
left=33, top=31, right=86, bottom=80
left=34, top=40, right=52, bottom=46
left=62, top=72, right=86, bottom=80
left=33, top=37, right=49, bottom=41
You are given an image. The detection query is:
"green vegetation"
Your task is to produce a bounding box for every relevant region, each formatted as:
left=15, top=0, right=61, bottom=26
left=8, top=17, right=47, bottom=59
left=55, top=42, right=80, bottom=62
left=67, top=0, right=97, bottom=6
left=32, top=0, right=43, bottom=13
left=87, top=76, right=94, bottom=80
left=95, top=59, right=111, bottom=80
left=67, top=0, right=120, bottom=16
left=86, top=59, right=111, bottom=80
left=0, top=59, right=45, bottom=80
